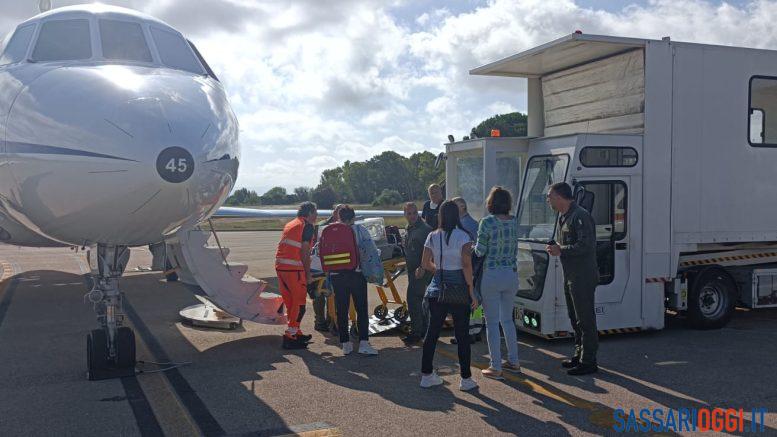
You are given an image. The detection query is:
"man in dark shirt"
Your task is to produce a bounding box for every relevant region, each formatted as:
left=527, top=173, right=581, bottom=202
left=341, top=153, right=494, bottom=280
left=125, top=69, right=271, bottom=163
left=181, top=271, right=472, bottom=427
left=403, top=202, right=433, bottom=343
left=546, top=182, right=599, bottom=375
left=421, top=184, right=443, bottom=229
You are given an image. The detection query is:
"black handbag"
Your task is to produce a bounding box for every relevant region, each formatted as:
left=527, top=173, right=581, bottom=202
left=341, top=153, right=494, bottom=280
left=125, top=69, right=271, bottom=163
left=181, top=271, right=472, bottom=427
left=436, top=233, right=471, bottom=306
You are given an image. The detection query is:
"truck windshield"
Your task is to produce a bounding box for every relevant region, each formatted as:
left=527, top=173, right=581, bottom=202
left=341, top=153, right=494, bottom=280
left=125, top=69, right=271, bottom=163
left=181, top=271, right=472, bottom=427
left=516, top=155, right=569, bottom=242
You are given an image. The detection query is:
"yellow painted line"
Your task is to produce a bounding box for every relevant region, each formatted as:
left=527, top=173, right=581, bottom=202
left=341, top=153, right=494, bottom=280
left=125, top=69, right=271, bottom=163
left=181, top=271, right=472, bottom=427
left=0, top=261, right=14, bottom=282
left=436, top=348, right=677, bottom=436
left=0, top=262, right=15, bottom=298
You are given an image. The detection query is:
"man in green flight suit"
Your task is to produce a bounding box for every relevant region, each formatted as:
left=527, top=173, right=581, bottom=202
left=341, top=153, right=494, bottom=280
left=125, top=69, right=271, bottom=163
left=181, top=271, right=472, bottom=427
left=402, top=202, right=433, bottom=344
left=546, top=182, right=600, bottom=375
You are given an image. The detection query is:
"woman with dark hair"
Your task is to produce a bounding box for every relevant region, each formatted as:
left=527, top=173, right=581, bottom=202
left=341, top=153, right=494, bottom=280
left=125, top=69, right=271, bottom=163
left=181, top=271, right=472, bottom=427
left=418, top=201, right=479, bottom=391
left=474, top=186, right=520, bottom=379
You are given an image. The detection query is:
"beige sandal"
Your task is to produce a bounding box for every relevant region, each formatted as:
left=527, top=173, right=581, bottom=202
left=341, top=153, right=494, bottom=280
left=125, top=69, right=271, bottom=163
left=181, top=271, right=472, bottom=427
left=481, top=367, right=504, bottom=380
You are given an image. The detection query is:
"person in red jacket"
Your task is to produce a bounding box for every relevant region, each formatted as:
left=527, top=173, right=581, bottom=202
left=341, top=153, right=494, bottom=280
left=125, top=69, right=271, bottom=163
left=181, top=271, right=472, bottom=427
left=275, top=201, right=318, bottom=349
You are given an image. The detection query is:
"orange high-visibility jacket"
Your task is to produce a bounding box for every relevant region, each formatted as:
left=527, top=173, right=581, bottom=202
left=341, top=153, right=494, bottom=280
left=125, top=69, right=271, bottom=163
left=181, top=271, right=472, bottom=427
left=275, top=217, right=308, bottom=271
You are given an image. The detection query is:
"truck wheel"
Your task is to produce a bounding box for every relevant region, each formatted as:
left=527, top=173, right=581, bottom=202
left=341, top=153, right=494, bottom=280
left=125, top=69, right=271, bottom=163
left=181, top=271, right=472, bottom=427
left=687, top=268, right=736, bottom=329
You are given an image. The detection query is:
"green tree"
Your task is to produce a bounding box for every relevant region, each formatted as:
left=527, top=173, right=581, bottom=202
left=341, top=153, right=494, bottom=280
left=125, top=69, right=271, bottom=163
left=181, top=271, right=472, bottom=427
left=311, top=186, right=337, bottom=209
left=225, top=187, right=261, bottom=206
left=471, top=112, right=527, bottom=138
left=342, top=161, right=377, bottom=203
left=261, top=186, right=288, bottom=205
left=294, top=186, right=312, bottom=202
left=318, top=167, right=351, bottom=202
left=372, top=189, right=403, bottom=206
left=366, top=151, right=415, bottom=200
left=407, top=151, right=444, bottom=199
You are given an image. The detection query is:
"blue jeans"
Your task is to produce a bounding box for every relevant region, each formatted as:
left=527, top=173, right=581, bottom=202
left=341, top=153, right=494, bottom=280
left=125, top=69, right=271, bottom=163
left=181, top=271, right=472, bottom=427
left=425, top=269, right=465, bottom=299
left=480, top=267, right=519, bottom=370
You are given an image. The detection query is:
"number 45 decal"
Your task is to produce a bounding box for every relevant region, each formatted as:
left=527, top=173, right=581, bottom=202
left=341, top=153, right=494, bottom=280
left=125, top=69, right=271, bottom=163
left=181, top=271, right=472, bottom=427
left=165, top=158, right=188, bottom=173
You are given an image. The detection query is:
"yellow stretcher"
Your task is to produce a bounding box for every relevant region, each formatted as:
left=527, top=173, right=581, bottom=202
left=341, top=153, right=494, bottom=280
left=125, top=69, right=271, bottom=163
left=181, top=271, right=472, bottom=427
left=372, top=258, right=409, bottom=324
left=311, top=257, right=410, bottom=337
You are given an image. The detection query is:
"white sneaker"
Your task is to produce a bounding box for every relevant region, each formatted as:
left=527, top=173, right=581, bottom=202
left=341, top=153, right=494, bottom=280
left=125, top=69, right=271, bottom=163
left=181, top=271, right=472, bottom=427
left=342, top=342, right=353, bottom=355
left=358, top=341, right=378, bottom=356
left=420, top=372, right=443, bottom=388
left=459, top=377, right=478, bottom=391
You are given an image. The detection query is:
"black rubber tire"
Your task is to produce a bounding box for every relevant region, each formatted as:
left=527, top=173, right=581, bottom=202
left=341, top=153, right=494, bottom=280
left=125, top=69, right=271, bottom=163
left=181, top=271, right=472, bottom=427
left=687, top=268, right=736, bottom=329
left=87, top=329, right=109, bottom=374
left=116, top=327, right=136, bottom=368
left=373, top=305, right=388, bottom=320
left=394, top=306, right=408, bottom=322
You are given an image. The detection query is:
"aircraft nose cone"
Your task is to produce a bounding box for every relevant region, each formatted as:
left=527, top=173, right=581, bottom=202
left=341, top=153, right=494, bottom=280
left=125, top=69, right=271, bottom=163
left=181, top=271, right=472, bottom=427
left=108, top=94, right=239, bottom=231
left=4, top=65, right=239, bottom=245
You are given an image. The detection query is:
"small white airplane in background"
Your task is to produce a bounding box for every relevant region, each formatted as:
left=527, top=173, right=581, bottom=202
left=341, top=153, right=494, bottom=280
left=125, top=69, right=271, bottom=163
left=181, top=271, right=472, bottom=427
left=0, top=3, right=401, bottom=379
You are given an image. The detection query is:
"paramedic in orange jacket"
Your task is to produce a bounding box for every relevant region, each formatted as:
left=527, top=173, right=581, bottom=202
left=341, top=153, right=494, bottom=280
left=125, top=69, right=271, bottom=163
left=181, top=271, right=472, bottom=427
left=275, top=201, right=318, bottom=349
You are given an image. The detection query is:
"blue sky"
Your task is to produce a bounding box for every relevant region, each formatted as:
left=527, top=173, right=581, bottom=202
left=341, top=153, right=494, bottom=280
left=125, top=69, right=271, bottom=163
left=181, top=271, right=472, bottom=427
left=2, top=0, right=775, bottom=194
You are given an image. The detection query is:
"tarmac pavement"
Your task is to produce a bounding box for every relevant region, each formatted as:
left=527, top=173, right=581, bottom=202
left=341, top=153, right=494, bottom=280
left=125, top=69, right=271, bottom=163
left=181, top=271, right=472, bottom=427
left=0, top=231, right=775, bottom=436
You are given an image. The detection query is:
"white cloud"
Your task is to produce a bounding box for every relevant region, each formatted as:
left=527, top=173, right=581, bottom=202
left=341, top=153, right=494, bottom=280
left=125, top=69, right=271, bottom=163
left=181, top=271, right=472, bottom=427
left=3, top=0, right=777, bottom=194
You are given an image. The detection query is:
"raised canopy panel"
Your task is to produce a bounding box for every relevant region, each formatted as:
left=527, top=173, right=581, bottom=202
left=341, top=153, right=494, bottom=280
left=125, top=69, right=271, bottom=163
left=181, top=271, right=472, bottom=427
left=542, top=49, right=645, bottom=136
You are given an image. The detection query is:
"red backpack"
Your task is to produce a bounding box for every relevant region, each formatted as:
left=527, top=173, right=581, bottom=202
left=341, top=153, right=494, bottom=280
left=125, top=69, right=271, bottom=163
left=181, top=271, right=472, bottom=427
left=319, top=223, right=359, bottom=272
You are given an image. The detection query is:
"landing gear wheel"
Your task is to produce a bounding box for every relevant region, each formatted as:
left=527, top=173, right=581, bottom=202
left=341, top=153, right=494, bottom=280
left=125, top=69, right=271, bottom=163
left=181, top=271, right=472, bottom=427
left=393, top=306, right=408, bottom=322
left=116, top=327, right=136, bottom=368
left=687, top=268, right=736, bottom=329
left=373, top=305, right=388, bottom=319
left=87, top=329, right=109, bottom=378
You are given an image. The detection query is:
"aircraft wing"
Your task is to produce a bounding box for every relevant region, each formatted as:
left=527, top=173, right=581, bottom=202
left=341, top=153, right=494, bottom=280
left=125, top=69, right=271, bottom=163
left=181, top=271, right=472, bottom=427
left=215, top=206, right=404, bottom=218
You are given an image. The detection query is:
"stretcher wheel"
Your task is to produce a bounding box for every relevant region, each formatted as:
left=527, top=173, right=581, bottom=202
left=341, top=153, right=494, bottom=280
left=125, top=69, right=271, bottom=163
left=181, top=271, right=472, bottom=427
left=393, top=306, right=408, bottom=322
left=373, top=305, right=388, bottom=320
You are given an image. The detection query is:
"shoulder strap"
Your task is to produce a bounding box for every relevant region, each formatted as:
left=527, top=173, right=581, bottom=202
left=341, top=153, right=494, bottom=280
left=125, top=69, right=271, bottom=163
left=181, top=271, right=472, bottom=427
left=438, top=232, right=444, bottom=275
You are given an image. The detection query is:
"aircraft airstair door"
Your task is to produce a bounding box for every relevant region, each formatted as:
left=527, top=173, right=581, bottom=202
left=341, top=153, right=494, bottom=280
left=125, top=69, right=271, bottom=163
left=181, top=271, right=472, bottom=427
left=166, top=228, right=287, bottom=324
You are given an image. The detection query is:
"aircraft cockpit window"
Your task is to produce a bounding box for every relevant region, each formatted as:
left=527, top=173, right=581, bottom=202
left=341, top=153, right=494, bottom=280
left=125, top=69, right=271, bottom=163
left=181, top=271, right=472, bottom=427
left=32, top=19, right=92, bottom=62
left=0, top=24, right=36, bottom=65
left=150, top=27, right=204, bottom=75
left=99, top=20, right=152, bottom=63
left=187, top=40, right=219, bottom=81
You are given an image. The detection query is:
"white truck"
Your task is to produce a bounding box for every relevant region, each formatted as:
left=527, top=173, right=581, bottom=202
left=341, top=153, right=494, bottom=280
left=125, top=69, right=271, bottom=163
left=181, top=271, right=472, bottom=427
left=445, top=33, right=777, bottom=337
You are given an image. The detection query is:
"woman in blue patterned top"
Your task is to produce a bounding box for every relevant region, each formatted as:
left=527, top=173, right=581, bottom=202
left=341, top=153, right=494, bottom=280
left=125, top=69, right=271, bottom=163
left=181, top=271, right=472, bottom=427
left=474, top=186, right=520, bottom=379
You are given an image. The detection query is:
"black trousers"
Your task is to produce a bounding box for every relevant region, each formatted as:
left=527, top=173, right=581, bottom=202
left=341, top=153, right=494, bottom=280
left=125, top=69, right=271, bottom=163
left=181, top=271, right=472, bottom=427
left=421, top=297, right=472, bottom=378
left=563, top=275, right=599, bottom=365
left=330, top=271, right=369, bottom=343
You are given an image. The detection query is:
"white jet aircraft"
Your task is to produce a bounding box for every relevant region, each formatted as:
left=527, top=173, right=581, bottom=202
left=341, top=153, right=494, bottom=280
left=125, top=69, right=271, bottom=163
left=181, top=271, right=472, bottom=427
left=0, top=4, right=402, bottom=379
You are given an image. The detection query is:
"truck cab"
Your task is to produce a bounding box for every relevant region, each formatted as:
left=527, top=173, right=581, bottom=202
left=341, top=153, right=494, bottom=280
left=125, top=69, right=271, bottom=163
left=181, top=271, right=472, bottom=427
left=514, top=134, right=642, bottom=337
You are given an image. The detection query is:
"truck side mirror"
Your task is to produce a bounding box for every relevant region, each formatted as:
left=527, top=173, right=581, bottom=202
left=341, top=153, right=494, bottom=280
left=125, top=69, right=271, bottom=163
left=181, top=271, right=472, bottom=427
left=434, top=152, right=446, bottom=169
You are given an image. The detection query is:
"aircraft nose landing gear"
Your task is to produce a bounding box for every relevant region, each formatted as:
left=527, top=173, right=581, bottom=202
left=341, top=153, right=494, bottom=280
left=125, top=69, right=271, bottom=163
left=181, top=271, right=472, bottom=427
left=85, top=245, right=136, bottom=380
